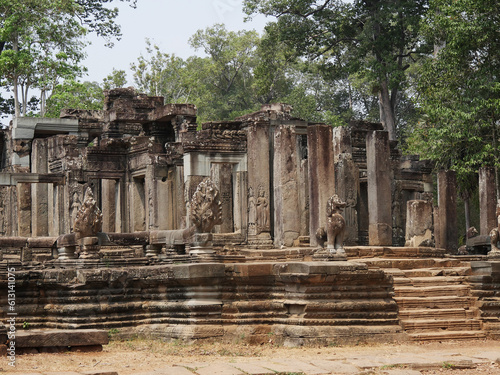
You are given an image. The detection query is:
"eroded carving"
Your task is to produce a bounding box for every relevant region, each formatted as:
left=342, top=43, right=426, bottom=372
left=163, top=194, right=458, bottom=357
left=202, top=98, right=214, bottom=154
left=189, top=177, right=223, bottom=234
left=256, top=185, right=270, bottom=234
left=73, top=187, right=103, bottom=238
left=316, top=194, right=347, bottom=258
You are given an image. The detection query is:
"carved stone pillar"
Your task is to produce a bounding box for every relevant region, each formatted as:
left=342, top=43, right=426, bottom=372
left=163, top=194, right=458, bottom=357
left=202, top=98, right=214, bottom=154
left=246, top=122, right=273, bottom=248
left=308, top=124, right=335, bottom=247
left=366, top=130, right=392, bottom=246
left=479, top=167, right=497, bottom=235
left=435, top=170, right=458, bottom=252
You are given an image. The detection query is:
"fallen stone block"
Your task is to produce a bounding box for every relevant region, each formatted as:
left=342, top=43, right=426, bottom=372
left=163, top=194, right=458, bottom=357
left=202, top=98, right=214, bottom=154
left=16, top=329, right=109, bottom=348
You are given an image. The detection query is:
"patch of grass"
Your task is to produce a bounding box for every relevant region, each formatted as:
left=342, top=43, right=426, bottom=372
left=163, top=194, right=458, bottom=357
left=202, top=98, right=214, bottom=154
left=380, top=364, right=404, bottom=370
left=442, top=362, right=456, bottom=369
left=107, top=328, right=119, bottom=338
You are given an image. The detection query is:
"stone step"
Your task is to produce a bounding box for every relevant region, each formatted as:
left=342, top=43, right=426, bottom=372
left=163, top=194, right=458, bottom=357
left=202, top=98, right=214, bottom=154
left=402, top=267, right=471, bottom=278
left=394, top=296, right=476, bottom=309
left=408, top=330, right=486, bottom=341
left=404, top=276, right=467, bottom=286
left=394, top=285, right=470, bottom=298
left=399, top=308, right=476, bottom=320
left=401, top=318, right=482, bottom=332
left=362, top=258, right=466, bottom=270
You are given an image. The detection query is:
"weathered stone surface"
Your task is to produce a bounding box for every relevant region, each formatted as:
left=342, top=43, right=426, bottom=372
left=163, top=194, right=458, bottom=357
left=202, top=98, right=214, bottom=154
left=435, top=170, right=458, bottom=252
left=405, top=200, right=433, bottom=247
left=479, top=167, right=497, bottom=236
left=15, top=329, right=108, bottom=348
left=73, top=187, right=103, bottom=238
left=308, top=124, right=335, bottom=248
left=366, top=130, right=392, bottom=246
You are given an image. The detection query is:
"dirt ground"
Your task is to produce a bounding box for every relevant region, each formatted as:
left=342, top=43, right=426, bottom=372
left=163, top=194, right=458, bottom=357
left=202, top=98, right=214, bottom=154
left=2, top=338, right=500, bottom=374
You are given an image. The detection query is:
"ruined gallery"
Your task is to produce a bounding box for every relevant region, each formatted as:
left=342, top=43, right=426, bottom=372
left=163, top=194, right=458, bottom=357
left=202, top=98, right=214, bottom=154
left=0, top=88, right=499, bottom=352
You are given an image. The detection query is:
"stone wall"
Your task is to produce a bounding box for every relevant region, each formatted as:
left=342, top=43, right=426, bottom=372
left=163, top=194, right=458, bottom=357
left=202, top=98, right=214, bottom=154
left=0, top=261, right=402, bottom=345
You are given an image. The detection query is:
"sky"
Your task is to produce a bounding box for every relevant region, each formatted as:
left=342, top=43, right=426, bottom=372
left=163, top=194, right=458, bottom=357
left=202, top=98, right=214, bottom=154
left=83, top=0, right=270, bottom=85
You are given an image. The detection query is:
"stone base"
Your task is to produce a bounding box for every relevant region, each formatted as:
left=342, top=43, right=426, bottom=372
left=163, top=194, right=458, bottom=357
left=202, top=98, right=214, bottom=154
left=247, top=232, right=274, bottom=249
left=488, top=250, right=500, bottom=259
left=122, top=324, right=405, bottom=347
left=313, top=247, right=347, bottom=261
left=57, top=246, right=77, bottom=260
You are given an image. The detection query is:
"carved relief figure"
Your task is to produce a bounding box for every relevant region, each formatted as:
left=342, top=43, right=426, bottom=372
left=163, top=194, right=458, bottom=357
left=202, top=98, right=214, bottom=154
left=256, top=185, right=270, bottom=233
left=73, top=187, right=103, bottom=237
left=326, top=194, right=346, bottom=252
left=190, top=177, right=223, bottom=233
left=248, top=187, right=257, bottom=236
left=70, top=192, right=81, bottom=231
left=489, top=200, right=500, bottom=254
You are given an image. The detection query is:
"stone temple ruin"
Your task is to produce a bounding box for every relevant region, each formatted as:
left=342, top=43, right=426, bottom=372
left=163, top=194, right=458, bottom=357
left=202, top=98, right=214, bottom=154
left=0, top=88, right=499, bottom=352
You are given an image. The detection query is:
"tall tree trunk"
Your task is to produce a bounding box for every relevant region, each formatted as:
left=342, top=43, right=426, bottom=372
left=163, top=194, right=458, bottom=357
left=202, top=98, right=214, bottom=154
left=378, top=80, right=396, bottom=140
left=12, top=36, right=21, bottom=118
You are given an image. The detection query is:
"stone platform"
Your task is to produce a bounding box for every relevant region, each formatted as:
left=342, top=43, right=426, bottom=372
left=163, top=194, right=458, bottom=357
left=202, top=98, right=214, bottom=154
left=1, top=246, right=500, bottom=346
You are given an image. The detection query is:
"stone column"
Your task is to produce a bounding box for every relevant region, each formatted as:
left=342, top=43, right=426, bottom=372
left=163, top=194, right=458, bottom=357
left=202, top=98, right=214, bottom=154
left=405, top=200, right=433, bottom=247
left=101, top=179, right=116, bottom=233
left=308, top=124, right=335, bottom=247
left=335, top=153, right=359, bottom=245
left=366, top=130, right=392, bottom=246
left=31, top=139, right=49, bottom=236
left=435, top=170, right=458, bottom=252
left=479, top=167, right=497, bottom=235
left=17, top=183, right=31, bottom=237
left=211, top=163, right=234, bottom=233
left=247, top=122, right=272, bottom=247
left=274, top=124, right=300, bottom=247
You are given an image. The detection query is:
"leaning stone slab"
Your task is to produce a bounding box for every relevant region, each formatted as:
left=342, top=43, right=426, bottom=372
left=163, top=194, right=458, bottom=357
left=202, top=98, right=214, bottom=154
left=16, top=329, right=108, bottom=348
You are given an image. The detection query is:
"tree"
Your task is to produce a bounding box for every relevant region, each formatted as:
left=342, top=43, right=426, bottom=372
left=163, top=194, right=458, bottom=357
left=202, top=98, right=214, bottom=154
left=130, top=39, right=189, bottom=102
left=406, top=0, right=500, bottom=194
left=244, top=0, right=432, bottom=140
left=44, top=79, right=104, bottom=118
left=0, top=0, right=137, bottom=118
left=102, top=68, right=127, bottom=90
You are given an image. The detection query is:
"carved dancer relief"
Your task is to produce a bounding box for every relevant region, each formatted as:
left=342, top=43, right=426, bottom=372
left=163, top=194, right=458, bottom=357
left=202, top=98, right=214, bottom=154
left=248, top=187, right=257, bottom=236
left=256, top=185, right=270, bottom=234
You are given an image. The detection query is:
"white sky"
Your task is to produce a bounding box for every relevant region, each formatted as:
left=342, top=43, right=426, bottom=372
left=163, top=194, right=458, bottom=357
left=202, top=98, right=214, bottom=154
left=83, top=0, right=270, bottom=85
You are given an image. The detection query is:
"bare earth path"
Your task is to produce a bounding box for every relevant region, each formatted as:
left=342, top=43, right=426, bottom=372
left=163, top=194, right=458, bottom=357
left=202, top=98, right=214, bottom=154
left=3, top=339, right=500, bottom=375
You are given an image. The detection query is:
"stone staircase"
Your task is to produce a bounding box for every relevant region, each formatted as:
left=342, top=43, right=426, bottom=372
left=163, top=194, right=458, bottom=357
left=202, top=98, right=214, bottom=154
left=361, top=257, right=486, bottom=341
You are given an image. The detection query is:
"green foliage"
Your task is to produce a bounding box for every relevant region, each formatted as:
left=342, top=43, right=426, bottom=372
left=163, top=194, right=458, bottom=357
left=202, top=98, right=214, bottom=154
left=0, top=0, right=136, bottom=118
left=102, top=68, right=127, bottom=90
left=244, top=0, right=432, bottom=139
left=44, top=79, right=104, bottom=117
left=406, top=0, right=500, bottom=189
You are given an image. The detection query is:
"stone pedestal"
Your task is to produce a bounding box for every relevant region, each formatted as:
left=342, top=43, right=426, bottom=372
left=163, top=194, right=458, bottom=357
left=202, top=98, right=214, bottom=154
left=308, top=124, right=335, bottom=247
left=405, top=200, right=433, bottom=247
left=435, top=170, right=458, bottom=252
left=145, top=244, right=162, bottom=257
left=366, top=130, right=392, bottom=246
left=79, top=236, right=100, bottom=259
left=313, top=248, right=347, bottom=261
left=479, top=167, right=497, bottom=236
left=58, top=246, right=77, bottom=260
left=189, top=233, right=215, bottom=256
